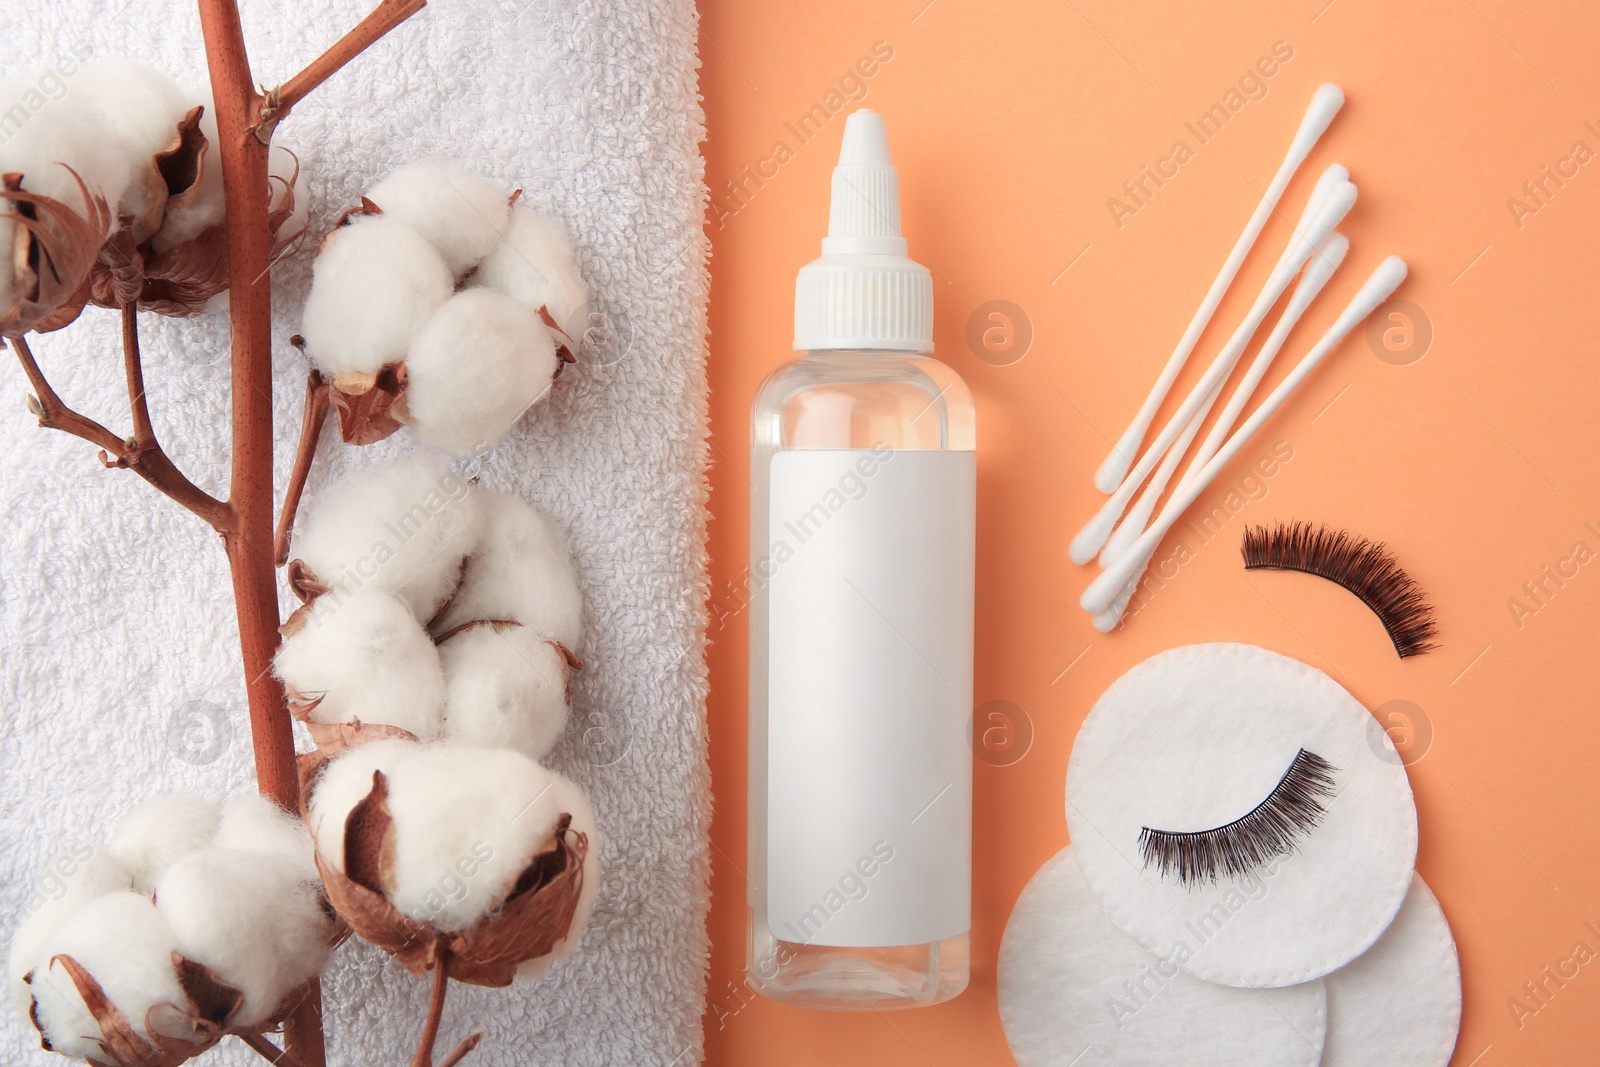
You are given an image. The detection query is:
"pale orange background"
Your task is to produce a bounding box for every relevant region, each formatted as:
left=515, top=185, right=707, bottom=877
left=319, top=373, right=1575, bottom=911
left=697, top=1, right=1600, bottom=1063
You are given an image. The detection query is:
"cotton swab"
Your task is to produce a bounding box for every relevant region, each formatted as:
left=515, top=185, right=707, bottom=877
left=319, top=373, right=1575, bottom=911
left=1080, top=256, right=1409, bottom=615
left=1098, top=230, right=1351, bottom=570
left=1093, top=83, right=1346, bottom=494
left=1068, top=174, right=1356, bottom=565
left=1089, top=232, right=1353, bottom=630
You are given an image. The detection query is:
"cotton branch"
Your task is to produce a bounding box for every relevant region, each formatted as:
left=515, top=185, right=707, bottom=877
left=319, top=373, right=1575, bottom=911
left=407, top=955, right=483, bottom=1067
left=8, top=329, right=231, bottom=530
left=409, top=957, right=451, bottom=1067
left=438, top=1031, right=485, bottom=1067
left=259, top=0, right=428, bottom=138
left=238, top=1032, right=309, bottom=1067
left=275, top=366, right=330, bottom=565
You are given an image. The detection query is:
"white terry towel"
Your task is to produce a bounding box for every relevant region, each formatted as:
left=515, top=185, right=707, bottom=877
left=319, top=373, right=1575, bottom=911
left=0, top=2, right=712, bottom=1065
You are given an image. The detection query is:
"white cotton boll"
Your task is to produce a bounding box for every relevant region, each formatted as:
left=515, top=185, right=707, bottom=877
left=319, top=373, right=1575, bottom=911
left=433, top=489, right=583, bottom=651
left=300, top=215, right=453, bottom=376
left=384, top=745, right=575, bottom=931
left=27, top=892, right=189, bottom=1061
left=367, top=162, right=512, bottom=277
left=474, top=205, right=588, bottom=335
left=110, top=793, right=221, bottom=895
left=213, top=794, right=319, bottom=885
left=514, top=771, right=599, bottom=980
left=404, top=288, right=559, bottom=456
left=307, top=738, right=418, bottom=872
left=8, top=846, right=132, bottom=1015
left=154, top=849, right=334, bottom=1028
left=273, top=587, right=445, bottom=740
left=439, top=625, right=571, bottom=761
left=292, top=454, right=482, bottom=620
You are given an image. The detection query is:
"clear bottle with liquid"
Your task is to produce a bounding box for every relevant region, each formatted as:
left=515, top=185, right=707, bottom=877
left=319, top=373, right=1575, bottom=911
left=746, top=109, right=975, bottom=1010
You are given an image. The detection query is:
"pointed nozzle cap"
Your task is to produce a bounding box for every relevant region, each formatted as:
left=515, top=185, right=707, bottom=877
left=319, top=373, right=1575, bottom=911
left=796, top=109, right=932, bottom=352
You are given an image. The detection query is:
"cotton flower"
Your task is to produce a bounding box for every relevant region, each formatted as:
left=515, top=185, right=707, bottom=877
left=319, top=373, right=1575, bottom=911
left=432, top=488, right=584, bottom=652
left=109, top=792, right=221, bottom=895
left=12, top=791, right=338, bottom=1064
left=24, top=892, right=200, bottom=1062
left=438, top=623, right=577, bottom=762
left=300, top=214, right=454, bottom=378
left=274, top=587, right=446, bottom=742
left=366, top=162, right=512, bottom=278
left=289, top=454, right=481, bottom=621
left=308, top=740, right=597, bottom=984
left=285, top=467, right=586, bottom=768
left=474, top=204, right=588, bottom=336
left=403, top=288, right=560, bottom=455
left=1, top=59, right=301, bottom=334
left=301, top=167, right=588, bottom=449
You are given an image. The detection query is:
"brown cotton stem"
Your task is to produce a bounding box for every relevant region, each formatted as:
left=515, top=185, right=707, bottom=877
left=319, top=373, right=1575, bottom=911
left=264, top=0, right=427, bottom=135
left=238, top=1031, right=308, bottom=1067
left=275, top=369, right=329, bottom=565
left=121, top=303, right=156, bottom=448
left=10, top=333, right=231, bottom=528
left=436, top=1030, right=485, bottom=1067
left=410, top=955, right=452, bottom=1067
left=197, top=0, right=320, bottom=1062
left=197, top=0, right=297, bottom=837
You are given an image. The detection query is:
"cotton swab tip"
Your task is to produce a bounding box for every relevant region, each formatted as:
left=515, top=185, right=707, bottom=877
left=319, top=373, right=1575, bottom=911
left=1335, top=256, right=1409, bottom=333
left=1091, top=607, right=1123, bottom=633
left=1080, top=559, right=1132, bottom=614
left=1366, top=256, right=1409, bottom=300
left=1094, top=432, right=1137, bottom=494
left=1070, top=497, right=1123, bottom=564
left=1292, top=84, right=1346, bottom=153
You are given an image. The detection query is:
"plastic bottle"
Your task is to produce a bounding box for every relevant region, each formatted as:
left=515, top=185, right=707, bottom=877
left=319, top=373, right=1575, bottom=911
left=746, top=108, right=975, bottom=1010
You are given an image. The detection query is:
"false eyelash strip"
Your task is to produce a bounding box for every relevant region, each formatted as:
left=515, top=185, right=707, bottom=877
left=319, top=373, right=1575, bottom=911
left=1240, top=522, right=1441, bottom=658
left=1137, top=749, right=1338, bottom=887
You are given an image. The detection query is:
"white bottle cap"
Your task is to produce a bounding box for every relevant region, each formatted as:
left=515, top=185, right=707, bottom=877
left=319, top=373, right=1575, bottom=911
left=794, top=109, right=934, bottom=352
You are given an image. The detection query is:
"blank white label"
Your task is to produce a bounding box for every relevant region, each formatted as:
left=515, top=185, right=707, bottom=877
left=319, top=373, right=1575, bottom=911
left=766, top=447, right=974, bottom=948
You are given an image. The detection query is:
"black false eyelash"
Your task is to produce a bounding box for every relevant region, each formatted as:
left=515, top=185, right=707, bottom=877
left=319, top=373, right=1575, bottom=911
left=1241, top=522, right=1440, bottom=658
left=1138, top=749, right=1338, bottom=887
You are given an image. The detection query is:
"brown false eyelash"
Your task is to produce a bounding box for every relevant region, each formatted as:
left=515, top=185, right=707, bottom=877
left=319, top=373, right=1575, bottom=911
left=1241, top=522, right=1440, bottom=659
left=1138, top=748, right=1338, bottom=887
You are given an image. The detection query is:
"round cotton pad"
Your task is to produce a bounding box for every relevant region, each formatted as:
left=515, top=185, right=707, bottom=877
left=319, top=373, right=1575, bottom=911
left=1065, top=643, right=1417, bottom=988
left=999, top=846, right=1328, bottom=1067
left=1322, top=874, right=1461, bottom=1066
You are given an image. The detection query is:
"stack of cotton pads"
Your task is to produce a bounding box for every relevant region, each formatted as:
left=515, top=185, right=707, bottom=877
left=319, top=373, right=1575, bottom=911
left=999, top=644, right=1461, bottom=1066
